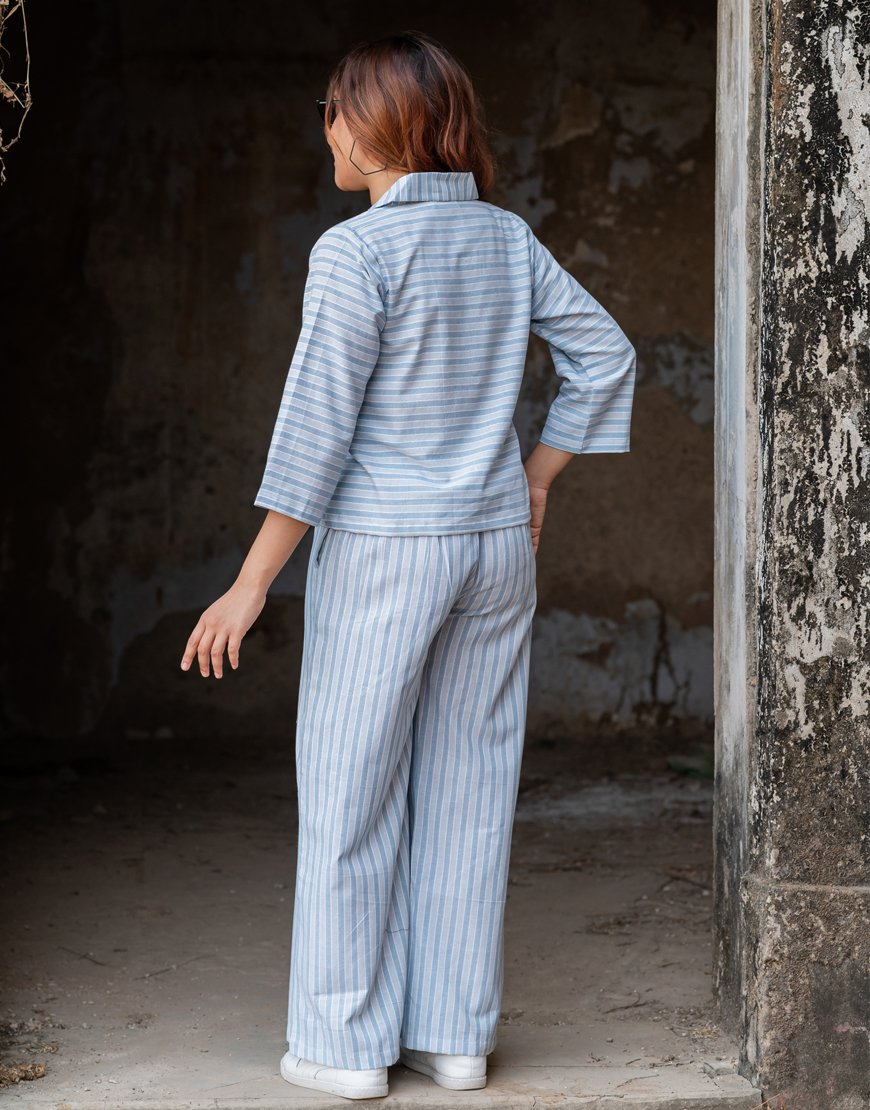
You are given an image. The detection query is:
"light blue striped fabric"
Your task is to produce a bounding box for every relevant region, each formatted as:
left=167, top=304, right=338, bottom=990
left=254, top=170, right=636, bottom=535
left=287, top=520, right=537, bottom=1068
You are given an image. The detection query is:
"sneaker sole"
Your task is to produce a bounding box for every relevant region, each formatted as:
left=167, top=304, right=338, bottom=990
left=398, top=1049, right=487, bottom=1090
left=280, top=1055, right=389, bottom=1099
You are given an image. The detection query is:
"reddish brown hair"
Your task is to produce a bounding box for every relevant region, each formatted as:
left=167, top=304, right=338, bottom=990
left=323, top=31, right=497, bottom=198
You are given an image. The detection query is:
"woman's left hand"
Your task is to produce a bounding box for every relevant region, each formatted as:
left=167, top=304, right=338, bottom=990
left=180, top=581, right=267, bottom=678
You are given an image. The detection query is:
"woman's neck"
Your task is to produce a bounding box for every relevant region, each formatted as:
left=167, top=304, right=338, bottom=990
left=368, top=171, right=410, bottom=207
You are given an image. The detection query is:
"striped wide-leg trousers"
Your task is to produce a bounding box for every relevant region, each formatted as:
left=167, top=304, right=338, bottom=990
left=285, top=522, right=537, bottom=1070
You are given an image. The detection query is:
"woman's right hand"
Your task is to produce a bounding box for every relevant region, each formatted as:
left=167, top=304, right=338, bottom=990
left=180, top=580, right=267, bottom=679
left=527, top=481, right=547, bottom=557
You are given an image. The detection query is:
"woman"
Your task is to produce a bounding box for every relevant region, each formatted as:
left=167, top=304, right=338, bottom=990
left=180, top=29, right=636, bottom=1102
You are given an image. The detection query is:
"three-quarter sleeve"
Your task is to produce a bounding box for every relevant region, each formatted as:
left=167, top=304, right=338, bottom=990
left=253, top=225, right=386, bottom=524
left=528, top=230, right=636, bottom=454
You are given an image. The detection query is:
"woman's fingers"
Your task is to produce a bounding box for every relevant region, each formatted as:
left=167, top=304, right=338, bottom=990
left=211, top=631, right=229, bottom=679
left=181, top=620, right=241, bottom=678
left=182, top=617, right=246, bottom=677
left=197, top=627, right=217, bottom=678
left=209, top=629, right=244, bottom=677
left=180, top=618, right=207, bottom=671
left=528, top=486, right=547, bottom=558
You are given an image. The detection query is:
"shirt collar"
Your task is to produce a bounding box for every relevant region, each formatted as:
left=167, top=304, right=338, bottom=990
left=370, top=170, right=479, bottom=209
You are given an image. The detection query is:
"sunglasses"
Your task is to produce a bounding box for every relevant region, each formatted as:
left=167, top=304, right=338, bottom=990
left=315, top=98, right=341, bottom=127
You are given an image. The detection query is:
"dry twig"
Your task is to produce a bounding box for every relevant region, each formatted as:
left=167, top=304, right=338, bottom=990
left=0, top=0, right=32, bottom=184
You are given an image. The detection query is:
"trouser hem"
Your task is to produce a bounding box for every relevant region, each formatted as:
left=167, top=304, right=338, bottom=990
left=286, top=1019, right=399, bottom=1070
left=399, top=1028, right=498, bottom=1056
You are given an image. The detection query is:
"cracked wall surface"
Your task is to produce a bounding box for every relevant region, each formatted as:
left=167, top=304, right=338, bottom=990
left=0, top=0, right=716, bottom=746
left=716, top=0, right=870, bottom=1103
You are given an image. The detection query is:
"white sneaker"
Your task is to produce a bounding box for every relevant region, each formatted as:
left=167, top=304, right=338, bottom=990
left=398, top=1045, right=487, bottom=1089
left=279, top=1050, right=389, bottom=1100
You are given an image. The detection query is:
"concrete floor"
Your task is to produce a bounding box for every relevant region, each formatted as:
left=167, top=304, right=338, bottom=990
left=0, top=733, right=761, bottom=1108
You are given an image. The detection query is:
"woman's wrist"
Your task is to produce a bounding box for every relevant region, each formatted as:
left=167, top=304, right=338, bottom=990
left=234, top=568, right=272, bottom=598
left=235, top=510, right=311, bottom=598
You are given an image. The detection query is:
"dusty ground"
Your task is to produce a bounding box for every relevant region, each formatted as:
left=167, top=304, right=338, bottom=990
left=0, top=733, right=760, bottom=1108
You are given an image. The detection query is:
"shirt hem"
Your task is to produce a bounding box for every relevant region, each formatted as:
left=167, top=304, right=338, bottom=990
left=538, top=433, right=631, bottom=454
left=316, top=510, right=533, bottom=536
left=252, top=496, right=322, bottom=526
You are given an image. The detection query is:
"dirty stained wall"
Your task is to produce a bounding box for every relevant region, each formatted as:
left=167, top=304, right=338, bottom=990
left=716, top=0, right=870, bottom=1103
left=0, top=0, right=716, bottom=745
left=750, top=1, right=870, bottom=1102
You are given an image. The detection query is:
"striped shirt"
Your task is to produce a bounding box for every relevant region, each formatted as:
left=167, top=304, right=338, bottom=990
left=254, top=170, right=636, bottom=535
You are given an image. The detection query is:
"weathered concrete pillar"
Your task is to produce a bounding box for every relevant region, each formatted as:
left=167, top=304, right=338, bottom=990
left=715, top=0, right=870, bottom=1105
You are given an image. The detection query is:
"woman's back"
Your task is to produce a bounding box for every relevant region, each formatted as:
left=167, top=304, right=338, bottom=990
left=254, top=171, right=636, bottom=534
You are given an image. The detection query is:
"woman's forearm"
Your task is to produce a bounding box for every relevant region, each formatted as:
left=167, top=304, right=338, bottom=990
left=524, top=441, right=576, bottom=490
left=236, top=509, right=312, bottom=595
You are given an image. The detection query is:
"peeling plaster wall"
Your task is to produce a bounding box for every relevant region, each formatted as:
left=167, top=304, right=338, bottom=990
left=752, top=1, right=870, bottom=1100
left=1, top=0, right=717, bottom=745
left=713, top=0, right=763, bottom=1061
left=717, top=0, right=870, bottom=1102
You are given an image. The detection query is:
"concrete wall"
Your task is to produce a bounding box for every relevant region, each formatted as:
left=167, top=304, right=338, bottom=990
left=0, top=0, right=716, bottom=749
left=715, top=0, right=870, bottom=1103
